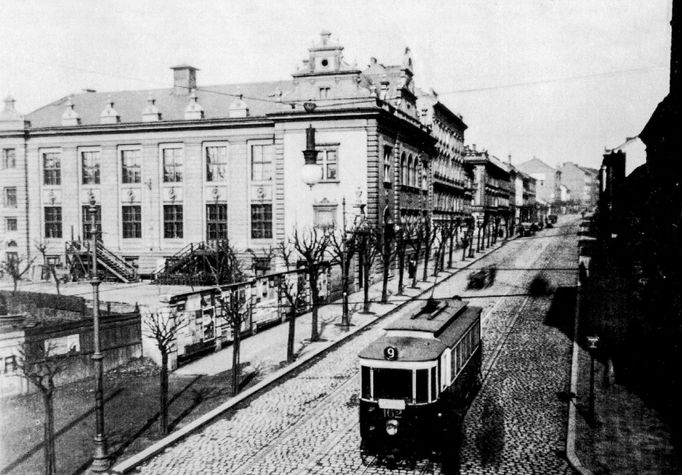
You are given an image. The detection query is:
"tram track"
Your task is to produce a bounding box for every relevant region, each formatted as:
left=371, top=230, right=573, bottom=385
left=281, top=227, right=576, bottom=475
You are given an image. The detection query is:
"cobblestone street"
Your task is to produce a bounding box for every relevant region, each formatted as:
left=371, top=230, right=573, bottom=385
left=135, top=220, right=580, bottom=475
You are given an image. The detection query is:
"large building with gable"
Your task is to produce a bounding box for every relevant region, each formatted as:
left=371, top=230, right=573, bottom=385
left=0, top=31, right=450, bottom=277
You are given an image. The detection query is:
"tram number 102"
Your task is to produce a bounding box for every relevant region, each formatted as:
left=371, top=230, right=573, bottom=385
left=383, top=346, right=399, bottom=361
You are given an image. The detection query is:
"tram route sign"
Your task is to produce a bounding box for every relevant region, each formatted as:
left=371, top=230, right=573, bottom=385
left=384, top=346, right=399, bottom=360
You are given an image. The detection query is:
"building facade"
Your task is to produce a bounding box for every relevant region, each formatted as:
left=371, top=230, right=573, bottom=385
left=416, top=89, right=471, bottom=237
left=463, top=145, right=513, bottom=247
left=0, top=32, right=436, bottom=276
left=516, top=157, right=562, bottom=211
left=558, top=161, right=599, bottom=208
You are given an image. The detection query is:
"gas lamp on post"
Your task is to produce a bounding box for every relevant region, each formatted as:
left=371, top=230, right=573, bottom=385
left=88, top=195, right=110, bottom=472
left=301, top=124, right=322, bottom=189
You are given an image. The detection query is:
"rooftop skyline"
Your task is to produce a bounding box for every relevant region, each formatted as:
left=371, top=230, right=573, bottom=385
left=0, top=0, right=671, bottom=171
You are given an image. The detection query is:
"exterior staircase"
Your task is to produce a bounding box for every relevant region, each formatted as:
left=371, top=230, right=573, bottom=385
left=65, top=240, right=139, bottom=283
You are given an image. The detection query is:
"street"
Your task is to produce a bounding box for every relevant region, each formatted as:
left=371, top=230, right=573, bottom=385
left=137, top=219, right=580, bottom=475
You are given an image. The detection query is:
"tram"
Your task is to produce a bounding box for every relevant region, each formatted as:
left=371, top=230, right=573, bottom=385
left=358, top=296, right=483, bottom=465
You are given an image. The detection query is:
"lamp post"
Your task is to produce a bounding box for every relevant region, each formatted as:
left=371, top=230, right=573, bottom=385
left=587, top=335, right=600, bottom=424
left=340, top=197, right=350, bottom=328
left=88, top=196, right=109, bottom=472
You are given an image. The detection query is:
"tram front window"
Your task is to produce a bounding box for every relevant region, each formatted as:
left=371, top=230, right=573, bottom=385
left=373, top=368, right=412, bottom=400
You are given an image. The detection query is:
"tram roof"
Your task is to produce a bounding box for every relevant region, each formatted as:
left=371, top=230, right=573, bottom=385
left=359, top=335, right=448, bottom=361
left=359, top=303, right=483, bottom=362
left=386, top=298, right=468, bottom=335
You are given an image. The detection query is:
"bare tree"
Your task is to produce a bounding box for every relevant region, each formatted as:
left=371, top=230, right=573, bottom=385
left=276, top=240, right=307, bottom=362
left=35, top=242, right=60, bottom=295
left=218, top=287, right=249, bottom=396
left=327, top=225, right=358, bottom=326
left=358, top=226, right=380, bottom=313
left=207, top=239, right=248, bottom=396
left=1, top=255, right=35, bottom=294
left=143, top=306, right=188, bottom=434
left=291, top=227, right=330, bottom=342
left=379, top=224, right=398, bottom=304
left=424, top=219, right=438, bottom=281
left=16, top=342, right=71, bottom=475
left=403, top=217, right=425, bottom=289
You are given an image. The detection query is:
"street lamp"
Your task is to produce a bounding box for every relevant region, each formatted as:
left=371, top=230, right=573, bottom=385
left=339, top=197, right=351, bottom=328
left=587, top=335, right=600, bottom=424
left=88, top=195, right=109, bottom=472
left=301, top=125, right=322, bottom=189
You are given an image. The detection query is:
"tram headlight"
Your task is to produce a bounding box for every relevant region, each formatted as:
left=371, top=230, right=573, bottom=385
left=385, top=419, right=399, bottom=436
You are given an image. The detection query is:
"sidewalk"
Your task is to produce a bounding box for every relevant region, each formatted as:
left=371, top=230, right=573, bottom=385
left=569, top=254, right=679, bottom=474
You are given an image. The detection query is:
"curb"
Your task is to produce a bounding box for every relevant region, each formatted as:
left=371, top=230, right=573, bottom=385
left=110, top=241, right=507, bottom=473
left=566, top=278, right=592, bottom=475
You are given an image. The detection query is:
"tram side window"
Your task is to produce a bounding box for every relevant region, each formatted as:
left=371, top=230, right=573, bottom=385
left=457, top=343, right=464, bottom=373
left=374, top=368, right=412, bottom=400
left=450, top=351, right=459, bottom=381
left=431, top=366, right=438, bottom=401
left=361, top=366, right=371, bottom=399
left=416, top=369, right=428, bottom=403
left=474, top=324, right=480, bottom=346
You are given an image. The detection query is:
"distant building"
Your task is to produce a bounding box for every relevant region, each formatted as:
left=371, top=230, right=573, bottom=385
left=463, top=145, right=513, bottom=246
left=558, top=162, right=599, bottom=207
left=516, top=157, right=561, bottom=211
left=416, top=88, right=471, bottom=236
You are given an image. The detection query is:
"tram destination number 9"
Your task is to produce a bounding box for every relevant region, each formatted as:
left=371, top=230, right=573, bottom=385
left=384, top=346, right=399, bottom=361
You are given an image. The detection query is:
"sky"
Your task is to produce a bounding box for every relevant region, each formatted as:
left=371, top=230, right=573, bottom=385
left=0, top=0, right=672, bottom=172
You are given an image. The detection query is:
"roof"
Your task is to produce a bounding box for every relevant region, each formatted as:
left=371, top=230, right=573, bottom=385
left=26, top=80, right=295, bottom=127
left=359, top=299, right=482, bottom=362
left=359, top=335, right=447, bottom=361
left=516, top=157, right=556, bottom=174
left=386, top=298, right=467, bottom=334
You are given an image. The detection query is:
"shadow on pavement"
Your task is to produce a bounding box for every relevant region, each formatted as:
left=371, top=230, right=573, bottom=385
left=476, top=395, right=505, bottom=469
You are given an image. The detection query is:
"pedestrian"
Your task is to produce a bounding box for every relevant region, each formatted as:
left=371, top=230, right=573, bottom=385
left=408, top=256, right=417, bottom=279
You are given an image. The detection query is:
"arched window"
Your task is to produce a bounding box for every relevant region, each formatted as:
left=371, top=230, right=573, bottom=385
left=408, top=154, right=415, bottom=187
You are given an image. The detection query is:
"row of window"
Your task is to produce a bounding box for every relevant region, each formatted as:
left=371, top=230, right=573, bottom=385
left=3, top=187, right=16, bottom=208
left=381, top=146, right=428, bottom=190
left=43, top=203, right=273, bottom=241
left=38, top=144, right=340, bottom=186
left=40, top=144, right=274, bottom=186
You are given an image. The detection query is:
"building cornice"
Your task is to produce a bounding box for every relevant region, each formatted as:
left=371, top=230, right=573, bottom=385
left=14, top=117, right=276, bottom=138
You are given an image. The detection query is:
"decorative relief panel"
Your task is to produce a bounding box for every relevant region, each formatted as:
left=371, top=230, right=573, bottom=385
left=80, top=188, right=101, bottom=204
left=43, top=189, right=62, bottom=205
left=121, top=187, right=141, bottom=204
left=250, top=184, right=272, bottom=202
left=162, top=186, right=183, bottom=203
left=206, top=185, right=228, bottom=202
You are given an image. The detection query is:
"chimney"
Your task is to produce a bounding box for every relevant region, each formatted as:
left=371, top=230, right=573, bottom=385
left=171, top=65, right=198, bottom=95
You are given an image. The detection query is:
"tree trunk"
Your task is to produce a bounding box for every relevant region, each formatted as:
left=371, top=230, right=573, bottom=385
left=160, top=350, right=169, bottom=434
left=309, top=269, right=319, bottom=342
left=397, top=246, right=405, bottom=295
left=422, top=241, right=430, bottom=282
left=43, top=391, right=56, bottom=475
left=381, top=244, right=390, bottom=304
left=448, top=228, right=455, bottom=268
left=232, top=315, right=241, bottom=395
left=363, top=261, right=371, bottom=313
left=341, top=259, right=350, bottom=326
left=412, top=245, right=421, bottom=288
left=287, top=307, right=296, bottom=362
